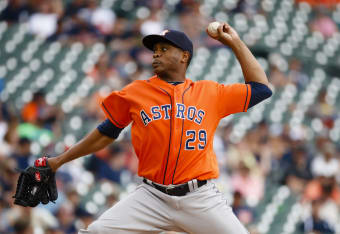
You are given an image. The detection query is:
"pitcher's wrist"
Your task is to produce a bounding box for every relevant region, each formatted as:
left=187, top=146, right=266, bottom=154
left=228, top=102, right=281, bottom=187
left=48, top=157, right=61, bottom=172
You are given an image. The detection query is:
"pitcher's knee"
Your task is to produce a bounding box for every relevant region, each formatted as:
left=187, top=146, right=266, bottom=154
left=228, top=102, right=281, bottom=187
left=84, top=221, right=103, bottom=234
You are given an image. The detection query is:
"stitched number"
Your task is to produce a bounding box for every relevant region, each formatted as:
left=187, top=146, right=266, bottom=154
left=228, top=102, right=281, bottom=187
left=198, top=130, right=207, bottom=150
left=185, top=129, right=207, bottom=150
left=185, top=130, right=196, bottom=150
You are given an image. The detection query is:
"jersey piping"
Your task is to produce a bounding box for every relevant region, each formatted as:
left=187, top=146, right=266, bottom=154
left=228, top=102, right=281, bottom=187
left=101, top=102, right=125, bottom=128
left=171, top=85, right=192, bottom=184
left=243, top=84, right=249, bottom=112
left=159, top=87, right=173, bottom=184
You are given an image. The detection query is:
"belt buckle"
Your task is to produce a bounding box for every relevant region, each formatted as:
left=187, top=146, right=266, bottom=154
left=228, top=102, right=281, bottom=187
left=165, top=184, right=175, bottom=194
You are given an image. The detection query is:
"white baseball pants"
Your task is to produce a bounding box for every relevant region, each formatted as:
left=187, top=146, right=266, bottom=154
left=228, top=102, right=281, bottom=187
left=79, top=180, right=249, bottom=234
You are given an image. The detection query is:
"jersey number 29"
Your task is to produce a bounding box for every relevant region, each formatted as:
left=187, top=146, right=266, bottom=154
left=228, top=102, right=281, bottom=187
left=185, top=129, right=207, bottom=150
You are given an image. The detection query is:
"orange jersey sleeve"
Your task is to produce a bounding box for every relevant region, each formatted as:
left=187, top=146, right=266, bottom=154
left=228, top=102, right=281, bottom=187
left=101, top=89, right=132, bottom=128
left=217, top=83, right=251, bottom=118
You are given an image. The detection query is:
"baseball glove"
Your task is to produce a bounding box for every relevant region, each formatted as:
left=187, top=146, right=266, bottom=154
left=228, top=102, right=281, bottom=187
left=13, top=156, right=58, bottom=207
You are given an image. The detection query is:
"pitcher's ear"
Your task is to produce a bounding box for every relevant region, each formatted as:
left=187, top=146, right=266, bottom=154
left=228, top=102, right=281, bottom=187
left=181, top=51, right=190, bottom=64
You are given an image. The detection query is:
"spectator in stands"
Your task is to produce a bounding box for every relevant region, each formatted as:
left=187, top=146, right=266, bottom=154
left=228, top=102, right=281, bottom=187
left=109, top=17, right=132, bottom=40
left=70, top=0, right=116, bottom=38
left=21, top=90, right=60, bottom=129
left=28, top=1, right=61, bottom=38
left=178, top=3, right=209, bottom=48
left=82, top=91, right=107, bottom=122
left=310, top=8, right=338, bottom=38
left=0, top=100, right=15, bottom=122
left=55, top=204, right=77, bottom=233
left=0, top=0, right=32, bottom=23
left=77, top=0, right=97, bottom=24
left=60, top=0, right=97, bottom=43
left=304, top=176, right=340, bottom=205
left=310, top=192, right=340, bottom=232
left=5, top=204, right=59, bottom=233
left=111, top=52, right=138, bottom=81
left=232, top=191, right=254, bottom=225
left=64, top=186, right=95, bottom=229
left=91, top=5, right=116, bottom=36
left=87, top=53, right=121, bottom=88
left=287, top=59, right=309, bottom=90
left=10, top=137, right=32, bottom=170
left=65, top=0, right=102, bottom=44
left=225, top=138, right=258, bottom=173
left=0, top=157, right=18, bottom=210
left=21, top=91, right=44, bottom=124
left=268, top=65, right=289, bottom=88
left=64, top=187, right=81, bottom=212
left=243, top=124, right=272, bottom=175
left=311, top=141, right=339, bottom=178
left=11, top=216, right=33, bottom=234
left=86, top=144, right=130, bottom=185
left=308, top=89, right=336, bottom=130
left=0, top=110, right=18, bottom=157
left=266, top=134, right=292, bottom=183
left=299, top=199, right=335, bottom=234
left=231, top=161, right=264, bottom=206
left=283, top=145, right=313, bottom=193
left=231, top=0, right=259, bottom=17
left=47, top=19, right=68, bottom=42
left=64, top=0, right=85, bottom=18
left=140, top=11, right=164, bottom=36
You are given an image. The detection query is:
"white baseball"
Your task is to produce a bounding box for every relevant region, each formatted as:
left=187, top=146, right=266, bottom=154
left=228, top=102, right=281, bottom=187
left=208, top=21, right=221, bottom=37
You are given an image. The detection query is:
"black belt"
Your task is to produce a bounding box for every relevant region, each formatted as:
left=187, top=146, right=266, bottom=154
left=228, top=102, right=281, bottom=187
left=143, top=178, right=207, bottom=196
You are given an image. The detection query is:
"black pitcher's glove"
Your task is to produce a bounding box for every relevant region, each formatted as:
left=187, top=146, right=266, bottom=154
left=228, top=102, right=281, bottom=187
left=13, top=156, right=58, bottom=207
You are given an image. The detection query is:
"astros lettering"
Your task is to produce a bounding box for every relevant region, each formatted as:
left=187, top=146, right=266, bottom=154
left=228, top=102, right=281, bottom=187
left=140, top=104, right=205, bottom=126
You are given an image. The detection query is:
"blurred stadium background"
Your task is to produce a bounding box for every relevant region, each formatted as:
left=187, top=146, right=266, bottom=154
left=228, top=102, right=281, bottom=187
left=0, top=0, right=339, bottom=233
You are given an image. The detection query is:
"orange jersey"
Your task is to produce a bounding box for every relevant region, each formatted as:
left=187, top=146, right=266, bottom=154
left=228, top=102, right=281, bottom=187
left=101, top=76, right=251, bottom=185
left=22, top=102, right=39, bottom=123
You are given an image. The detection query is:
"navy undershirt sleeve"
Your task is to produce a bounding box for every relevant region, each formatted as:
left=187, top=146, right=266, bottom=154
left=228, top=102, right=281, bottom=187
left=247, top=82, right=272, bottom=109
left=97, top=119, right=124, bottom=139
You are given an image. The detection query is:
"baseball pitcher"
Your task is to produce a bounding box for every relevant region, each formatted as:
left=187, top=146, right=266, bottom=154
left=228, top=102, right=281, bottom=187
left=13, top=23, right=272, bottom=233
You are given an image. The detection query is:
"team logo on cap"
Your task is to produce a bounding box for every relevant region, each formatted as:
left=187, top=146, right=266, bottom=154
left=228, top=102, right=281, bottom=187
left=160, top=30, right=169, bottom=36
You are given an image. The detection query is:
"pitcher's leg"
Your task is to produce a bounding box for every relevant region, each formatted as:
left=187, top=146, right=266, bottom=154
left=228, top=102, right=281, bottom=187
left=175, top=182, right=249, bottom=234
left=79, top=184, right=179, bottom=234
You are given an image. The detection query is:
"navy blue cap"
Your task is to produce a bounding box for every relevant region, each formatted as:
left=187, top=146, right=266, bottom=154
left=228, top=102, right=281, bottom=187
left=143, top=30, right=193, bottom=60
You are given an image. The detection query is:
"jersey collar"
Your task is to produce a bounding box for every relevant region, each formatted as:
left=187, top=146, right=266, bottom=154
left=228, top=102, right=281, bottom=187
left=149, top=76, right=192, bottom=91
